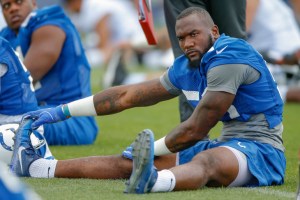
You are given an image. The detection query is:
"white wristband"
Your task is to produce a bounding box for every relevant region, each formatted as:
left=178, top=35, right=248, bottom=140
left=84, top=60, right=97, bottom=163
left=154, top=136, right=172, bottom=156
left=68, top=96, right=97, bottom=116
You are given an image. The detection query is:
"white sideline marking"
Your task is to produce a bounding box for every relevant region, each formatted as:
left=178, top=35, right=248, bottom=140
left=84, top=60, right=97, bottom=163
left=248, top=188, right=295, bottom=199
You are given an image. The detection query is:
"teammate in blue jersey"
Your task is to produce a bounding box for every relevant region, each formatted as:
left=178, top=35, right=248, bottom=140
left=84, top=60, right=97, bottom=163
left=11, top=7, right=285, bottom=194
left=0, top=0, right=98, bottom=145
left=0, top=36, right=52, bottom=165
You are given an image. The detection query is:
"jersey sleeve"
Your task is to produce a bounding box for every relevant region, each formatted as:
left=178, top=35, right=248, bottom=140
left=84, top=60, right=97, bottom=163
left=160, top=70, right=182, bottom=95
left=207, top=64, right=260, bottom=94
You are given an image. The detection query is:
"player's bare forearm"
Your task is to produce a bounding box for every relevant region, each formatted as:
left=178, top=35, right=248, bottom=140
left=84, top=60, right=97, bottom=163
left=93, top=78, right=176, bottom=115
left=165, top=91, right=235, bottom=152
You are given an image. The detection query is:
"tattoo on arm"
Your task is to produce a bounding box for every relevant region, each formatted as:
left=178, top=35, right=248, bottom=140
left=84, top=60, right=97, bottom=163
left=93, top=79, right=175, bottom=115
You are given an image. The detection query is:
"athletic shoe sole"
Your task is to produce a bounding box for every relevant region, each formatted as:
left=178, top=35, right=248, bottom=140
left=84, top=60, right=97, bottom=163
left=124, top=129, right=155, bottom=194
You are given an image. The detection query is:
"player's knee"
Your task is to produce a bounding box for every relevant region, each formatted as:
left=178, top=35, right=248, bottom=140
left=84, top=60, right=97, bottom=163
left=176, top=154, right=216, bottom=189
left=192, top=152, right=218, bottom=173
left=188, top=152, right=218, bottom=185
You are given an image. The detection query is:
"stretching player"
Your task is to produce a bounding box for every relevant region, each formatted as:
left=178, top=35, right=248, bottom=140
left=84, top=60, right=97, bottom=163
left=11, top=7, right=285, bottom=194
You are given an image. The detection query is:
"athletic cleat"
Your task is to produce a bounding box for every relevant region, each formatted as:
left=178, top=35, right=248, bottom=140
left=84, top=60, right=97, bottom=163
left=10, top=118, right=41, bottom=177
left=124, top=129, right=158, bottom=194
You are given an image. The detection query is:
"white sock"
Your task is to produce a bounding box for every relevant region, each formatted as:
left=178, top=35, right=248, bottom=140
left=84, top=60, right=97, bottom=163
left=29, top=159, right=58, bottom=178
left=151, top=169, right=176, bottom=192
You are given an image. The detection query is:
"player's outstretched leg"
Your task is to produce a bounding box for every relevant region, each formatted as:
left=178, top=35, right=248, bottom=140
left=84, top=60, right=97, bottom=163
left=10, top=118, right=41, bottom=177
left=124, top=129, right=158, bottom=194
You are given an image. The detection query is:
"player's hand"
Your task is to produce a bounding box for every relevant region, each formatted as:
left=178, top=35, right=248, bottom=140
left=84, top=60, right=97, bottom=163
left=24, top=105, right=68, bottom=129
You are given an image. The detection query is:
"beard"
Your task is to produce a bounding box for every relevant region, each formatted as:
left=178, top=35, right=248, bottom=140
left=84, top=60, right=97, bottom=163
left=187, top=34, right=214, bottom=69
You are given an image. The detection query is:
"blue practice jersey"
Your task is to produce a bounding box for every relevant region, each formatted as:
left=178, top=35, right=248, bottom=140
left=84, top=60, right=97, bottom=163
left=0, top=28, right=19, bottom=50
left=18, top=5, right=92, bottom=106
left=168, top=34, right=283, bottom=128
left=0, top=37, right=38, bottom=115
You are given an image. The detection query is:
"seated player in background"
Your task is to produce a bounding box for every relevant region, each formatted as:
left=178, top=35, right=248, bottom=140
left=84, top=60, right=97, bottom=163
left=0, top=0, right=98, bottom=145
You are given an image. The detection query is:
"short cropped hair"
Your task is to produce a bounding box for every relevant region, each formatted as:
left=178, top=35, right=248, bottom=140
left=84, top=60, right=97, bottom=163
left=176, top=7, right=215, bottom=27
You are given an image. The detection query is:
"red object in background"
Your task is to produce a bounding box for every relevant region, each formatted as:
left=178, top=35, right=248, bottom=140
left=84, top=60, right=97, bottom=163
left=138, top=0, right=157, bottom=45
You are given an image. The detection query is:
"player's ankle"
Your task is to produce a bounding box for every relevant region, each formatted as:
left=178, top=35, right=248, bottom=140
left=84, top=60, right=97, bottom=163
left=151, top=169, right=176, bottom=192
left=29, top=158, right=57, bottom=178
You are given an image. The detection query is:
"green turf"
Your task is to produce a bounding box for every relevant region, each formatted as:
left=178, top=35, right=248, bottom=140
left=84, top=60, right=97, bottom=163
left=22, top=68, right=299, bottom=200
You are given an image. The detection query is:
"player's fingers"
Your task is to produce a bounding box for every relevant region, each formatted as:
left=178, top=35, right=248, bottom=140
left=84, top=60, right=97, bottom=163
left=31, top=112, right=51, bottom=129
left=24, top=110, right=41, bottom=119
left=22, top=114, right=32, bottom=120
left=31, top=121, right=40, bottom=130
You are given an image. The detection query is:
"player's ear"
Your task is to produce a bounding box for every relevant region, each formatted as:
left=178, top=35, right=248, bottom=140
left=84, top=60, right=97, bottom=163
left=31, top=0, right=38, bottom=8
left=211, top=25, right=219, bottom=39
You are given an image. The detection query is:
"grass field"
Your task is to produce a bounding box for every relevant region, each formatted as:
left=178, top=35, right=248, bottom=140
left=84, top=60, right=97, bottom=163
left=23, top=68, right=300, bottom=200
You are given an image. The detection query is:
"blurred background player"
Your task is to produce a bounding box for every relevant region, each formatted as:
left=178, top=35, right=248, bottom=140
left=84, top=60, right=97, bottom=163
left=284, top=0, right=300, bottom=27
left=63, top=0, right=173, bottom=88
left=0, top=0, right=98, bottom=145
left=163, top=0, right=247, bottom=122
left=63, top=0, right=149, bottom=88
left=246, top=0, right=300, bottom=103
